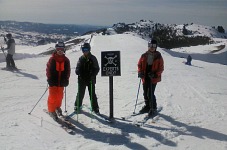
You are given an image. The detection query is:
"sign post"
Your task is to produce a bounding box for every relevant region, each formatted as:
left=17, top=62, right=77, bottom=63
left=101, top=51, right=121, bottom=119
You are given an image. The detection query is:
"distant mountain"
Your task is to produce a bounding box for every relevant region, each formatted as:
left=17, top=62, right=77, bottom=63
left=1, top=20, right=226, bottom=49
left=0, top=20, right=107, bottom=46
left=107, top=20, right=227, bottom=49
left=0, top=20, right=107, bottom=35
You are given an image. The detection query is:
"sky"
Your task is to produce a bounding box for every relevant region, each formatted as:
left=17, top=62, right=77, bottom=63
left=0, top=0, right=227, bottom=29
left=0, top=29, right=227, bottom=149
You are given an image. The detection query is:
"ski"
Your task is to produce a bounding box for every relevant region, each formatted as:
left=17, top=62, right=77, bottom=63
left=121, top=112, right=143, bottom=120
left=120, top=106, right=162, bottom=121
left=134, top=115, right=152, bottom=127
left=66, top=105, right=112, bottom=123
left=69, top=110, right=112, bottom=123
left=93, top=113, right=112, bottom=123
left=1, top=67, right=21, bottom=72
left=66, top=111, right=78, bottom=118
left=81, top=104, right=112, bottom=123
left=134, top=107, right=163, bottom=127
left=43, top=109, right=76, bottom=135
left=57, top=117, right=76, bottom=135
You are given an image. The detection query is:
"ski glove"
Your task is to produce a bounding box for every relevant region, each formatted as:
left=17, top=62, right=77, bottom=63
left=62, top=80, right=69, bottom=87
left=148, top=73, right=158, bottom=78
left=75, top=69, right=80, bottom=75
left=47, top=79, right=55, bottom=87
left=138, top=72, right=144, bottom=78
left=153, top=74, right=158, bottom=78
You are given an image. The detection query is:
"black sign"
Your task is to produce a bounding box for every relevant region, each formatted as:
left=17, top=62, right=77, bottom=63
left=101, top=51, right=121, bottom=76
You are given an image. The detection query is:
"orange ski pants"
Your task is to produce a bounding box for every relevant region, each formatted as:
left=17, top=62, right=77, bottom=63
left=47, top=86, right=64, bottom=112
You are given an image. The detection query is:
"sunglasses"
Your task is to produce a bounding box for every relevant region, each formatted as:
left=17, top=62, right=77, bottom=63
left=82, top=47, right=90, bottom=52
left=148, top=43, right=157, bottom=48
left=56, top=47, right=65, bottom=52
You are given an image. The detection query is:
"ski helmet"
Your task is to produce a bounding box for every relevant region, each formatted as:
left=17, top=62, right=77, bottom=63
left=81, top=43, right=91, bottom=52
left=55, top=41, right=66, bottom=52
left=148, top=39, right=158, bottom=48
left=6, top=33, right=12, bottom=39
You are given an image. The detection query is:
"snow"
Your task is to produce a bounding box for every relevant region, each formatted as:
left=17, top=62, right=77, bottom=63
left=0, top=33, right=227, bottom=150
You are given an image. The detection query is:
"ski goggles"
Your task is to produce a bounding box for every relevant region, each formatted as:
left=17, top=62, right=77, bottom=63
left=148, top=43, right=157, bottom=48
left=82, top=47, right=90, bottom=52
left=56, top=47, right=65, bottom=52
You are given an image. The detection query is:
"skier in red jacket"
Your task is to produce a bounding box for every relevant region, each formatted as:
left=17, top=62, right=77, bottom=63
left=46, top=41, right=71, bottom=121
left=137, top=39, right=164, bottom=116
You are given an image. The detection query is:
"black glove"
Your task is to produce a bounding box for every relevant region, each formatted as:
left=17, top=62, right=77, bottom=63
left=148, top=73, right=158, bottom=78
left=153, top=74, right=158, bottom=78
left=47, top=79, right=55, bottom=87
left=62, top=80, right=69, bottom=87
left=75, top=69, right=80, bottom=75
left=138, top=72, right=144, bottom=78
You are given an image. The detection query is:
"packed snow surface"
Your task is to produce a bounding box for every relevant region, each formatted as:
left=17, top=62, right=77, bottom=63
left=0, top=33, right=227, bottom=150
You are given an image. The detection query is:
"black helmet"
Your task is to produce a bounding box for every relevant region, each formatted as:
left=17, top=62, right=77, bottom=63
left=6, top=33, right=12, bottom=39
left=55, top=41, right=66, bottom=52
left=55, top=41, right=65, bottom=48
left=81, top=43, right=91, bottom=52
left=148, top=39, right=158, bottom=48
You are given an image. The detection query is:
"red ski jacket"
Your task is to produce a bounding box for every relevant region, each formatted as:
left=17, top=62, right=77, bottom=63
left=46, top=52, right=71, bottom=87
left=138, top=50, right=164, bottom=84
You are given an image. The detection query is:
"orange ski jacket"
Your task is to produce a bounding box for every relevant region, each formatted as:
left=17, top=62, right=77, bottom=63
left=138, top=51, right=164, bottom=84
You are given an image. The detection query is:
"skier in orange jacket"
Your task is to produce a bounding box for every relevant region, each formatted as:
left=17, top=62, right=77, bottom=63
left=137, top=39, right=164, bottom=116
left=46, top=41, right=71, bottom=121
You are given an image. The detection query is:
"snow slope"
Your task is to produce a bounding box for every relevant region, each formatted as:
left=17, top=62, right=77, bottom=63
left=0, top=34, right=227, bottom=150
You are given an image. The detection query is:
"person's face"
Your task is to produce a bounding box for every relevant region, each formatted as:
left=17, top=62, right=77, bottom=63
left=83, top=51, right=89, bottom=56
left=82, top=47, right=90, bottom=56
left=148, top=43, right=157, bottom=52
left=56, top=47, right=64, bottom=55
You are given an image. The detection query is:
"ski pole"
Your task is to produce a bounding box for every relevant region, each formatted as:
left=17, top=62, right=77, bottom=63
left=1, top=47, right=6, bottom=58
left=76, top=78, right=80, bottom=121
left=133, top=78, right=142, bottom=114
left=28, top=84, right=48, bottom=115
left=90, top=80, right=93, bottom=111
left=1, top=35, right=7, bottom=58
left=64, top=87, right=67, bottom=113
left=89, top=80, right=95, bottom=122
left=149, top=79, right=154, bottom=115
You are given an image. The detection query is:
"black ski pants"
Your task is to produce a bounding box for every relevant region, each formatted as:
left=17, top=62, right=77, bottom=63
left=75, top=79, right=99, bottom=111
left=143, top=80, right=157, bottom=110
left=6, top=54, right=15, bottom=68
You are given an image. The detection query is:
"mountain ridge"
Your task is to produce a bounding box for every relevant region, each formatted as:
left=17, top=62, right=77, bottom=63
left=0, top=20, right=226, bottom=49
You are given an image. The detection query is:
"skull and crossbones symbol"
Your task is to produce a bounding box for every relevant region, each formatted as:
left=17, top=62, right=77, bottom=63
left=104, top=55, right=117, bottom=66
